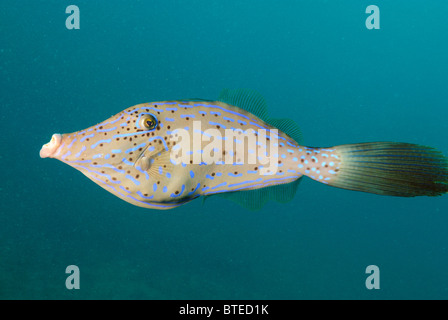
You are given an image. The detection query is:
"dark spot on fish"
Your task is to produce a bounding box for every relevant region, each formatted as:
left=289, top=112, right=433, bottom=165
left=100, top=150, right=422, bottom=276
left=124, top=137, right=127, bottom=140
left=325, top=164, right=328, bottom=168
left=93, top=162, right=97, bottom=165
left=116, top=138, right=120, bottom=141
left=136, top=174, right=139, bottom=179
left=112, top=177, right=117, bottom=181
left=138, top=148, right=143, bottom=151
left=301, top=159, right=304, bottom=163
left=86, top=138, right=89, bottom=141
left=254, top=167, right=258, bottom=170
left=171, top=110, right=175, bottom=113
left=99, top=144, right=103, bottom=147
left=157, top=181, right=160, bottom=184
left=186, top=117, right=189, bottom=121
left=234, top=171, right=238, bottom=175
left=278, top=160, right=282, bottom=164
left=99, top=126, right=103, bottom=129
left=167, top=125, right=171, bottom=129
left=157, top=126, right=160, bottom=130
left=216, top=125, right=220, bottom=129
left=190, top=160, right=193, bottom=164
left=127, top=170, right=131, bottom=174
left=211, top=173, right=215, bottom=176
left=175, top=191, right=179, bottom=194
left=144, top=193, right=148, bottom=196
left=129, top=138, right=133, bottom=141
left=202, top=114, right=205, bottom=117
left=159, top=140, right=162, bottom=144
left=112, top=154, right=115, bottom=158
left=118, top=166, right=122, bottom=169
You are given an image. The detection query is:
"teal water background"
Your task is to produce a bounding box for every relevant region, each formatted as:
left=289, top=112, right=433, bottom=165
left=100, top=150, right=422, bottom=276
left=1, top=0, right=448, bottom=299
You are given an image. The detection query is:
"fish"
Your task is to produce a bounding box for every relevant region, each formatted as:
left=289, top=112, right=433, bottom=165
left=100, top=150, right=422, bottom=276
left=40, top=89, right=448, bottom=210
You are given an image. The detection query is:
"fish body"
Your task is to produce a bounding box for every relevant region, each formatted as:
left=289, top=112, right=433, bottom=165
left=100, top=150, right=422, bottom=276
left=40, top=89, right=448, bottom=210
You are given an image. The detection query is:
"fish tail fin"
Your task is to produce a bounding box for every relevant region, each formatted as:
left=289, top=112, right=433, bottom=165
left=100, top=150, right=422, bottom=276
left=304, top=142, right=448, bottom=197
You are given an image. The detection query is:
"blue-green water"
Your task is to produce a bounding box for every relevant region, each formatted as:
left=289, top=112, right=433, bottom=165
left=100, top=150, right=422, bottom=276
left=1, top=0, right=448, bottom=299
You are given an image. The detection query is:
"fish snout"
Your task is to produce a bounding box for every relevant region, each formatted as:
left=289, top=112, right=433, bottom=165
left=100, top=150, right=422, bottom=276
left=40, top=133, right=62, bottom=158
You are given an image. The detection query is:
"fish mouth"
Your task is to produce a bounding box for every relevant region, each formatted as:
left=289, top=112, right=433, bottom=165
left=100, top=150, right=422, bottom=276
left=40, top=133, right=62, bottom=158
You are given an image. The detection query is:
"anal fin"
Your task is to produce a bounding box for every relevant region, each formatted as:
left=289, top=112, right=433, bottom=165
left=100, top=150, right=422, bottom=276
left=217, top=177, right=303, bottom=210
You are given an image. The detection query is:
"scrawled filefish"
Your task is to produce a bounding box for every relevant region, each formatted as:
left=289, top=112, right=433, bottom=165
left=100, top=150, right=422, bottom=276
left=40, top=89, right=448, bottom=210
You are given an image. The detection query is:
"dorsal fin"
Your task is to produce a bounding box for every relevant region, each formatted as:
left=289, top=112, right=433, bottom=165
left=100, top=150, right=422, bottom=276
left=181, top=98, right=214, bottom=102
left=267, top=118, right=302, bottom=144
left=218, top=88, right=269, bottom=121
left=216, top=177, right=303, bottom=211
left=218, top=88, right=302, bottom=144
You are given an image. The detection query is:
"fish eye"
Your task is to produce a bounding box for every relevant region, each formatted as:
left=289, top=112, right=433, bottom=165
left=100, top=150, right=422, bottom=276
left=140, top=115, right=158, bottom=130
